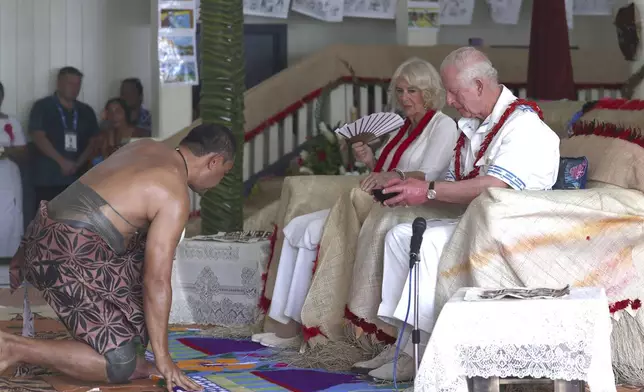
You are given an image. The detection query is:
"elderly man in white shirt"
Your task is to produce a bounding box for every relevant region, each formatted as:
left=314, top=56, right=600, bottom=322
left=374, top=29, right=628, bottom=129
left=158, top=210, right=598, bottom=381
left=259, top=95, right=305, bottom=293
left=0, top=81, right=28, bottom=258
left=352, top=47, right=561, bottom=382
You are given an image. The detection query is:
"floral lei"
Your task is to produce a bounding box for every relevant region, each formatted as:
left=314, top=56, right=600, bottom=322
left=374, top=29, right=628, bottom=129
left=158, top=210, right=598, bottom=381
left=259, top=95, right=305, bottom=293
left=454, top=99, right=543, bottom=181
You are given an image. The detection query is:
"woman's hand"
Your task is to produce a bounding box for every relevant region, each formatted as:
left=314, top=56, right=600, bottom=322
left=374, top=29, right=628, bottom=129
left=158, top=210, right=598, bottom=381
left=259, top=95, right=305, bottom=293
left=360, top=171, right=400, bottom=194
left=352, top=142, right=375, bottom=169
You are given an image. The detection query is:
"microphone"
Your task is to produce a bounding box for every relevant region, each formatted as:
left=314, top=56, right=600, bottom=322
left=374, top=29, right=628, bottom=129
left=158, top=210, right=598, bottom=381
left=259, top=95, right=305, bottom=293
left=409, top=217, right=426, bottom=268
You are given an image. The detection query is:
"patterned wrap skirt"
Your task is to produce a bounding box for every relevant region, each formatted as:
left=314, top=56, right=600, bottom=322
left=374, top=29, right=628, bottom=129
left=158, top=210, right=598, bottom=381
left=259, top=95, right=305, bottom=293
left=10, top=201, right=148, bottom=355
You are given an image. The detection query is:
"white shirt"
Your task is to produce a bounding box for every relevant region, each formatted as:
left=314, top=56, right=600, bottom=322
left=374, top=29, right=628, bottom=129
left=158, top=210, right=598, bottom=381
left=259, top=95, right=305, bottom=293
left=376, top=111, right=460, bottom=181
left=444, top=86, right=560, bottom=190
left=0, top=116, right=26, bottom=193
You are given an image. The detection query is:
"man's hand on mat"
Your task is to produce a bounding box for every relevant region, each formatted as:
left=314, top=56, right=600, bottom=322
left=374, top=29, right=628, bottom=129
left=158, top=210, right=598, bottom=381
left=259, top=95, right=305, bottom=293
left=156, top=355, right=203, bottom=392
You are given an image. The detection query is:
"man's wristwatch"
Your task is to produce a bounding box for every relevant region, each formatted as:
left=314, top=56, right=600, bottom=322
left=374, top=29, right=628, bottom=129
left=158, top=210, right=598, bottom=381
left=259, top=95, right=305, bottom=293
left=426, top=181, right=436, bottom=200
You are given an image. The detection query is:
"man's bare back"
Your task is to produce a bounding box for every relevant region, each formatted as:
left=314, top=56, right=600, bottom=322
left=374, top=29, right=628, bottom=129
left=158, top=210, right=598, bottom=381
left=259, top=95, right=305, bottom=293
left=5, top=123, right=236, bottom=392
left=48, top=139, right=190, bottom=252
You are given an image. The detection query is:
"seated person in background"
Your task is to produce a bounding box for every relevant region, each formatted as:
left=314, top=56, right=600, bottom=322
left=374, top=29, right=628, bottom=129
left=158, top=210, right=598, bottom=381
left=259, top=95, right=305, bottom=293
left=0, top=81, right=28, bottom=258
left=93, top=98, right=149, bottom=165
left=29, top=66, right=100, bottom=206
left=120, top=78, right=152, bottom=134
left=354, top=47, right=560, bottom=382
left=252, top=57, right=460, bottom=348
left=7, top=123, right=235, bottom=392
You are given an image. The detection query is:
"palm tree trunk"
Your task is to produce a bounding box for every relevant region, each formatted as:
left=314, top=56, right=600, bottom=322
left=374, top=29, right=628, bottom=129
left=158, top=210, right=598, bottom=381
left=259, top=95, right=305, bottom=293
left=198, top=0, right=246, bottom=233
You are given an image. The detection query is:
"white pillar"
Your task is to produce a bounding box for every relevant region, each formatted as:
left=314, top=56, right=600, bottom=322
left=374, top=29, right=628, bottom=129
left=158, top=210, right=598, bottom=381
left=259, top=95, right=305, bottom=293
left=150, top=0, right=193, bottom=140
left=395, top=0, right=439, bottom=46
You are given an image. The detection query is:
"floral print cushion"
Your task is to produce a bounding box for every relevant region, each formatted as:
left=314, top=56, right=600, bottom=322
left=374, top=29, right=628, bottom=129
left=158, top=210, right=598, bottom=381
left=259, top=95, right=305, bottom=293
left=554, top=156, right=589, bottom=190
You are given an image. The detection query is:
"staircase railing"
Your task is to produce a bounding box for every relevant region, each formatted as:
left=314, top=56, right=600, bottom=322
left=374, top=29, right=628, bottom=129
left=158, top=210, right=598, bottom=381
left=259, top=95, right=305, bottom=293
left=175, top=44, right=629, bottom=215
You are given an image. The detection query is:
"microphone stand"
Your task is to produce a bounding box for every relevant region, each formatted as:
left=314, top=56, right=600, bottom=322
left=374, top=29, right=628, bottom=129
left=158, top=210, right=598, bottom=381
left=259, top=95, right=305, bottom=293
left=409, top=250, right=421, bottom=375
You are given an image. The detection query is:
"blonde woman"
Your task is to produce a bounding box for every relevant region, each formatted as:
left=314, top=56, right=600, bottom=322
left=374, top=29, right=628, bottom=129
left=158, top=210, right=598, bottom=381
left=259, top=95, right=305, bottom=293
left=253, top=58, right=460, bottom=348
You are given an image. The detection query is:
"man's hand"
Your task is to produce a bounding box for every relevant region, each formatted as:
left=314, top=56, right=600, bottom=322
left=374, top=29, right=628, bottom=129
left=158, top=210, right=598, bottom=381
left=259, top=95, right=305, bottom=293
left=58, top=158, right=77, bottom=176
left=155, top=355, right=203, bottom=392
left=382, top=177, right=430, bottom=207
left=360, top=171, right=399, bottom=193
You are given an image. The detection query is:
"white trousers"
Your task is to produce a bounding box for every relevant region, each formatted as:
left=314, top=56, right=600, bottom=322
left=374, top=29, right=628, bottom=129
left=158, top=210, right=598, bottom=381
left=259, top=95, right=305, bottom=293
left=377, top=219, right=458, bottom=354
left=0, top=185, right=23, bottom=258
left=269, top=208, right=330, bottom=325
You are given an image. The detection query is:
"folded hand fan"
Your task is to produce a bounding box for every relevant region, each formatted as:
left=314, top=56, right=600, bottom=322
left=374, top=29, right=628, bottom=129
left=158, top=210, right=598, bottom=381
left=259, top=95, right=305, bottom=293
left=334, top=112, right=405, bottom=145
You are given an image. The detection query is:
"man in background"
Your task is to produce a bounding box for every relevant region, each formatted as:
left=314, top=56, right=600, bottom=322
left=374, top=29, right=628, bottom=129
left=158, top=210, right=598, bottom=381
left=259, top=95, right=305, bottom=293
left=29, top=66, right=99, bottom=207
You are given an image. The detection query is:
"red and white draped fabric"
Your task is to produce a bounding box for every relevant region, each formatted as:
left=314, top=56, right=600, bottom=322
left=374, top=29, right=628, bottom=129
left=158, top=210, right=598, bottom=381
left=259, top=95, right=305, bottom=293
left=527, top=0, right=576, bottom=100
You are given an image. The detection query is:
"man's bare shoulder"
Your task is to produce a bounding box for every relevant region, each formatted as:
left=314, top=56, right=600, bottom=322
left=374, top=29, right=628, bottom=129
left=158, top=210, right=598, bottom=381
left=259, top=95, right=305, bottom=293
left=82, top=140, right=190, bottom=218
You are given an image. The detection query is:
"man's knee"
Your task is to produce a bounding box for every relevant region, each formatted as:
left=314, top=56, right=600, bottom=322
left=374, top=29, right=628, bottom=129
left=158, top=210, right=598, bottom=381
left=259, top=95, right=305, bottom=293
left=386, top=223, right=413, bottom=245
left=104, top=341, right=137, bottom=384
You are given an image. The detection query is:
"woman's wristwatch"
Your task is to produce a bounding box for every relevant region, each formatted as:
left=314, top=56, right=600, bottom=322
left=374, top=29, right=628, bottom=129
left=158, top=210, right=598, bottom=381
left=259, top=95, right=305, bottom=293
left=427, top=181, right=437, bottom=200
left=393, top=168, right=406, bottom=180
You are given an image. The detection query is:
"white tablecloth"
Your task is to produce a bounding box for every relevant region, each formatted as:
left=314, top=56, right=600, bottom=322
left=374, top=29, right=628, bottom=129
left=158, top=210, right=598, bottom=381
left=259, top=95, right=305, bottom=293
left=415, top=287, right=615, bottom=392
left=169, top=233, right=272, bottom=326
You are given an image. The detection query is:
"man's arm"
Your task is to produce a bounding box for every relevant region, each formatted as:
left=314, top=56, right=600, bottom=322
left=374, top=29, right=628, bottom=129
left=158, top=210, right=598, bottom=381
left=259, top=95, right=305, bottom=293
left=143, top=191, right=189, bottom=360
left=75, top=107, right=101, bottom=166
left=432, top=176, right=508, bottom=205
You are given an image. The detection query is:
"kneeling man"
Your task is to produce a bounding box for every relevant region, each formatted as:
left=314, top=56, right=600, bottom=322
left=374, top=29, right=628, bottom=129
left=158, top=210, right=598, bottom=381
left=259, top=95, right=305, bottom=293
left=354, top=47, right=561, bottom=381
left=4, top=123, right=236, bottom=392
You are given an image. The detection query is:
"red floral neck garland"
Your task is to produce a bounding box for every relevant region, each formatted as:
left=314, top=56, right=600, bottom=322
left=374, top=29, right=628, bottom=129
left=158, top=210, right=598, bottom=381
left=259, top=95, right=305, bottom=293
left=454, top=99, right=543, bottom=181
left=3, top=123, right=14, bottom=144
left=373, top=110, right=436, bottom=173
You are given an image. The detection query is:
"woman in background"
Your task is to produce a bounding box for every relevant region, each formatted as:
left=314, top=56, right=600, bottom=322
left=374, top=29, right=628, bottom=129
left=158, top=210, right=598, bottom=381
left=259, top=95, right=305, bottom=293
left=0, top=81, right=28, bottom=257
left=93, top=98, right=148, bottom=165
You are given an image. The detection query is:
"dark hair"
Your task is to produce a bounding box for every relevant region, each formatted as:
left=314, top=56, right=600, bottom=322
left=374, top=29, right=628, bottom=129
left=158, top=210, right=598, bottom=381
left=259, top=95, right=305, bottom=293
left=105, top=98, right=134, bottom=126
left=121, top=78, right=144, bottom=97
left=180, top=123, right=237, bottom=161
left=0, top=81, right=4, bottom=99
left=58, top=66, right=83, bottom=80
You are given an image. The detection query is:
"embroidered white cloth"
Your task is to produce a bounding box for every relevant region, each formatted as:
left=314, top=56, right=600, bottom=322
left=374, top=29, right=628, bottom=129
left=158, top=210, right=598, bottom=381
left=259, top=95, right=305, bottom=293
left=415, top=287, right=616, bottom=392
left=169, top=235, right=272, bottom=326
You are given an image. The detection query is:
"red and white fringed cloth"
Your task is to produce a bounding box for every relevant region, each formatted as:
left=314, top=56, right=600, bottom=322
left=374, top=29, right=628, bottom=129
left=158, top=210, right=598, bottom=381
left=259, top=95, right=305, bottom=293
left=610, top=299, right=642, bottom=320
left=592, top=98, right=644, bottom=111
left=571, top=121, right=644, bottom=147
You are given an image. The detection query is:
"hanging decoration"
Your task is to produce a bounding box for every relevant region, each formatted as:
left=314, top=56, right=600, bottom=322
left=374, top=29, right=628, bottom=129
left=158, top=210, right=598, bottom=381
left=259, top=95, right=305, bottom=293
left=486, top=0, right=522, bottom=25
left=291, top=0, right=344, bottom=22
left=408, top=1, right=440, bottom=30
left=158, top=0, right=199, bottom=86
left=244, top=0, right=291, bottom=19
left=439, top=0, right=475, bottom=25
left=344, top=0, right=397, bottom=19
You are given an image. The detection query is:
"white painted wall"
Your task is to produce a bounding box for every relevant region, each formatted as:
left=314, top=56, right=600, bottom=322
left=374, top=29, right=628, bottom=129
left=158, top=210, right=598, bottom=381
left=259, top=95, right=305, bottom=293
left=0, top=0, right=153, bottom=127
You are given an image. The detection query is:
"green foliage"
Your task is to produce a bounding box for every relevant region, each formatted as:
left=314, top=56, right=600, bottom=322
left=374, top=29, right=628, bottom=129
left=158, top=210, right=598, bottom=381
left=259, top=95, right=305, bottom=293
left=287, top=122, right=370, bottom=176
left=199, top=0, right=246, bottom=234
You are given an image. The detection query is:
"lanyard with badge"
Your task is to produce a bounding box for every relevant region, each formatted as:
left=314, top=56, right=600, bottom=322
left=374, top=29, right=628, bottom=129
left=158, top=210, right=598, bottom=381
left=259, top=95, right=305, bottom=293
left=57, top=103, right=78, bottom=153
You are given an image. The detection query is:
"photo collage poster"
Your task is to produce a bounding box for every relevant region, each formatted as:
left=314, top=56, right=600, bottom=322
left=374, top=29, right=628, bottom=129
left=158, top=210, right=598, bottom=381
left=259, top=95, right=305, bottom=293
left=158, top=0, right=199, bottom=86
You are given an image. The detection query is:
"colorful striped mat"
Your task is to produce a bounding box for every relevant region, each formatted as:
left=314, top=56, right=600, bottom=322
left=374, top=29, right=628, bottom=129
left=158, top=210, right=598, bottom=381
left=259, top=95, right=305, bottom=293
left=151, top=328, right=408, bottom=392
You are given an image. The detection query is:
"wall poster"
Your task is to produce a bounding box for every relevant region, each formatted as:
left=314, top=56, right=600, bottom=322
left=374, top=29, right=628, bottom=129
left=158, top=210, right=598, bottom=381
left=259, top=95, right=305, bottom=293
left=158, top=0, right=199, bottom=86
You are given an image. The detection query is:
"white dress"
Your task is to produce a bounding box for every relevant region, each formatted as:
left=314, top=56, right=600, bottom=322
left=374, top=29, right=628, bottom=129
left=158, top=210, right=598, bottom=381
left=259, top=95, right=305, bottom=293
left=0, top=116, right=26, bottom=257
left=269, top=111, right=459, bottom=325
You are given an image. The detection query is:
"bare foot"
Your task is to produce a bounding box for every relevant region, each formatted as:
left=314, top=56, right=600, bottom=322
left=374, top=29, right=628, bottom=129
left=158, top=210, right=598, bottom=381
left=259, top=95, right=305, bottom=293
left=130, top=357, right=160, bottom=380
left=0, top=330, right=17, bottom=375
